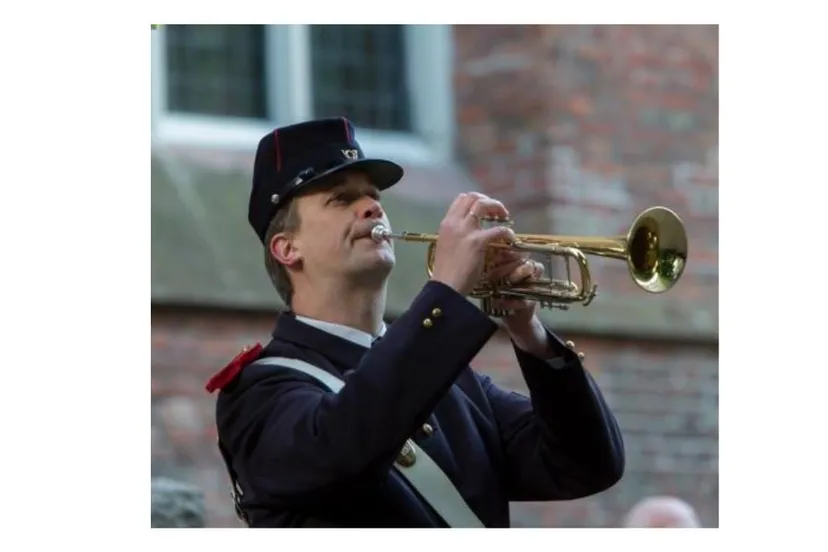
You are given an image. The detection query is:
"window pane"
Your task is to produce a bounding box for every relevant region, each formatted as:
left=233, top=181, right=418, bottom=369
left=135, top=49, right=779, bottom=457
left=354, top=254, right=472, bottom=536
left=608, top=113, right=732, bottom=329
left=165, top=24, right=267, bottom=119
left=310, top=25, right=412, bottom=132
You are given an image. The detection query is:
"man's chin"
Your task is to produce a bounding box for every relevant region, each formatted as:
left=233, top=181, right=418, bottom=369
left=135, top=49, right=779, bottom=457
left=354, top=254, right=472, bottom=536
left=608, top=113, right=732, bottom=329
left=366, top=254, right=395, bottom=272
left=349, top=253, right=395, bottom=282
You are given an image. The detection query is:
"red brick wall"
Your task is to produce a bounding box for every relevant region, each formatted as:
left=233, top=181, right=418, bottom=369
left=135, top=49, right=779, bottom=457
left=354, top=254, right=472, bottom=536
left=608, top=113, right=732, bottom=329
left=151, top=307, right=718, bottom=528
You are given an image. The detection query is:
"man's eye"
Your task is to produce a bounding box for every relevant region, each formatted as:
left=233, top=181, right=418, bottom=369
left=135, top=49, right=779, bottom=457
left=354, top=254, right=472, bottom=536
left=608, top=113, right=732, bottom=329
left=328, top=191, right=377, bottom=205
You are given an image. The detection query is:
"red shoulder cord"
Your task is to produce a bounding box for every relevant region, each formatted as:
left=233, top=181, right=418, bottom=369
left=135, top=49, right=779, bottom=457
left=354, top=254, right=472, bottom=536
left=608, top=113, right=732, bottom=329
left=205, top=343, right=263, bottom=393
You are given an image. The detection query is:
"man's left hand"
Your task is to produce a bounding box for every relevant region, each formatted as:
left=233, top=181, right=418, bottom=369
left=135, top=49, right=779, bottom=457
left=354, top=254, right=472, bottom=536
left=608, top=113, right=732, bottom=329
left=485, top=251, right=541, bottom=323
left=485, top=251, right=551, bottom=357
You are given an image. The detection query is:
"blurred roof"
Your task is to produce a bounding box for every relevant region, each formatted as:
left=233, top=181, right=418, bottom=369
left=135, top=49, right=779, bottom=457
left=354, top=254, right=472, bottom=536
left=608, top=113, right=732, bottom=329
left=151, top=149, right=475, bottom=314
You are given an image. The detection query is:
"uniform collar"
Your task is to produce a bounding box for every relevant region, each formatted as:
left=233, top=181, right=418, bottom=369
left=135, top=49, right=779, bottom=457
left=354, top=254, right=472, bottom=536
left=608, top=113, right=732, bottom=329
left=268, top=313, right=386, bottom=373
left=294, top=315, right=387, bottom=348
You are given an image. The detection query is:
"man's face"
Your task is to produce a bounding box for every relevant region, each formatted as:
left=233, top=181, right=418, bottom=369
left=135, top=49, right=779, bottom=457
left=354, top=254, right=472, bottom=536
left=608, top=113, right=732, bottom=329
left=278, top=171, right=396, bottom=286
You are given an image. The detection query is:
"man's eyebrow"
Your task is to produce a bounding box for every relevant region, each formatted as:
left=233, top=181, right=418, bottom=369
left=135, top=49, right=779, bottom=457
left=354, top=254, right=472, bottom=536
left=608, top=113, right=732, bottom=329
left=324, top=187, right=380, bottom=204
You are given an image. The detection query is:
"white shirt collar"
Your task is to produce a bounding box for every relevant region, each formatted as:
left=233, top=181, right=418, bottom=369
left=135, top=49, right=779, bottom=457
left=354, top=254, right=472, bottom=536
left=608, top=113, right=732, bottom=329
left=294, top=315, right=387, bottom=348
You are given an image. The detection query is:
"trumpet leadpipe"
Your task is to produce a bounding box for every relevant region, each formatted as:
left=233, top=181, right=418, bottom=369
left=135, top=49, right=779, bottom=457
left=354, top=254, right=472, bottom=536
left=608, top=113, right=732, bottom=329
left=370, top=225, right=432, bottom=244
left=369, top=223, right=516, bottom=249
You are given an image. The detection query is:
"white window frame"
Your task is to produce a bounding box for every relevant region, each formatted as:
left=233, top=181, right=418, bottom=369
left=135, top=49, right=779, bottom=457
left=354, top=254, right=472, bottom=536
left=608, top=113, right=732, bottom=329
left=151, top=25, right=455, bottom=166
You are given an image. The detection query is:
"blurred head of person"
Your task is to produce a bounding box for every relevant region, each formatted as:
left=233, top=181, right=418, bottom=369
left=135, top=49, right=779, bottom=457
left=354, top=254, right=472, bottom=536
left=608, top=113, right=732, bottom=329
left=151, top=477, right=207, bottom=528
left=623, top=495, right=701, bottom=528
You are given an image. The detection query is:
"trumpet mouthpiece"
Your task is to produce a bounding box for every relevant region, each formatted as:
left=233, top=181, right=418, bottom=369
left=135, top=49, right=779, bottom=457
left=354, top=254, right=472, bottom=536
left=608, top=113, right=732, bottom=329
left=370, top=224, right=390, bottom=243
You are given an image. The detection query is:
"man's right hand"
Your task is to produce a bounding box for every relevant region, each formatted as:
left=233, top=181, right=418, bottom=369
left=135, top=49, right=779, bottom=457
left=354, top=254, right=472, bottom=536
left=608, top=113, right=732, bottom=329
left=430, top=192, right=516, bottom=296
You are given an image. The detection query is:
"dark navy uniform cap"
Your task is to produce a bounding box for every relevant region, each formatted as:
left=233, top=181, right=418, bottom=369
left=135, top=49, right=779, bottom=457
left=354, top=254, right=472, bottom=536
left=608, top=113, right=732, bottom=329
left=248, top=117, right=404, bottom=243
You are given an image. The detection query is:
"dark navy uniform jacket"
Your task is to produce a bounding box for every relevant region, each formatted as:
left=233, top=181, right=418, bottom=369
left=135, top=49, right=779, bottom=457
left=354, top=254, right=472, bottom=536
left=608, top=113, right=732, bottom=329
left=212, top=281, right=625, bottom=528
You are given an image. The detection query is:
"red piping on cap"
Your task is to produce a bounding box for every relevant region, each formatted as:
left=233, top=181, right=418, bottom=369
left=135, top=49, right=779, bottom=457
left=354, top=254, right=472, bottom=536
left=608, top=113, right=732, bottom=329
left=273, top=130, right=282, bottom=170
left=341, top=117, right=351, bottom=142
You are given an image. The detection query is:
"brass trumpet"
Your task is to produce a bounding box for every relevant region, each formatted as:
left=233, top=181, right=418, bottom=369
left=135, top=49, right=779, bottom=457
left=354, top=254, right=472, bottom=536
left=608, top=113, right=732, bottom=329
left=370, top=206, right=688, bottom=316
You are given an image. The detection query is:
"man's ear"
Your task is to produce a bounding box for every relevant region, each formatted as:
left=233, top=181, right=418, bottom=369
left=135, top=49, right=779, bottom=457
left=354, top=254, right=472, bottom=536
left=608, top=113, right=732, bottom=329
left=269, top=233, right=302, bottom=268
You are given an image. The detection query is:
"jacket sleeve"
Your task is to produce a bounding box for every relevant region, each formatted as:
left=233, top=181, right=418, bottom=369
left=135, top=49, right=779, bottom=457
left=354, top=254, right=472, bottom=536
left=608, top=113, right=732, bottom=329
left=221, top=281, right=498, bottom=505
left=479, top=327, right=625, bottom=501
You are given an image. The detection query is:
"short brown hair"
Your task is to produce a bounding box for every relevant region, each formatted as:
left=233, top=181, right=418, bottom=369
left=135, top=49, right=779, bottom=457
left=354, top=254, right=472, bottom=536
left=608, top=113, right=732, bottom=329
left=263, top=200, right=302, bottom=307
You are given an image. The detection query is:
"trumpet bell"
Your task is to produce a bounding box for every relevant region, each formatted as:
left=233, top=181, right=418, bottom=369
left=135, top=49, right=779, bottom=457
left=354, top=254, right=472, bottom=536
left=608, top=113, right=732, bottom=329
left=626, top=206, right=688, bottom=294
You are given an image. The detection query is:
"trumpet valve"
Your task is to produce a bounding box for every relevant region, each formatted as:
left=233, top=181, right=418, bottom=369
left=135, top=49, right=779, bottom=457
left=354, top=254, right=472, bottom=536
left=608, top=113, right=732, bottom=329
left=481, top=215, right=514, bottom=228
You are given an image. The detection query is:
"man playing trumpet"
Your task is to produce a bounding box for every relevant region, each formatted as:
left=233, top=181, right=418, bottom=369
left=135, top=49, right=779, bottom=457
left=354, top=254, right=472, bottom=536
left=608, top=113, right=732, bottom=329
left=206, top=117, right=625, bottom=528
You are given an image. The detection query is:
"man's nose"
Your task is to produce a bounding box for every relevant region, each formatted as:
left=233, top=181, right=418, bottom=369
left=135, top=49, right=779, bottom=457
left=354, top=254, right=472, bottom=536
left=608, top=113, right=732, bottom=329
left=358, top=199, right=384, bottom=220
